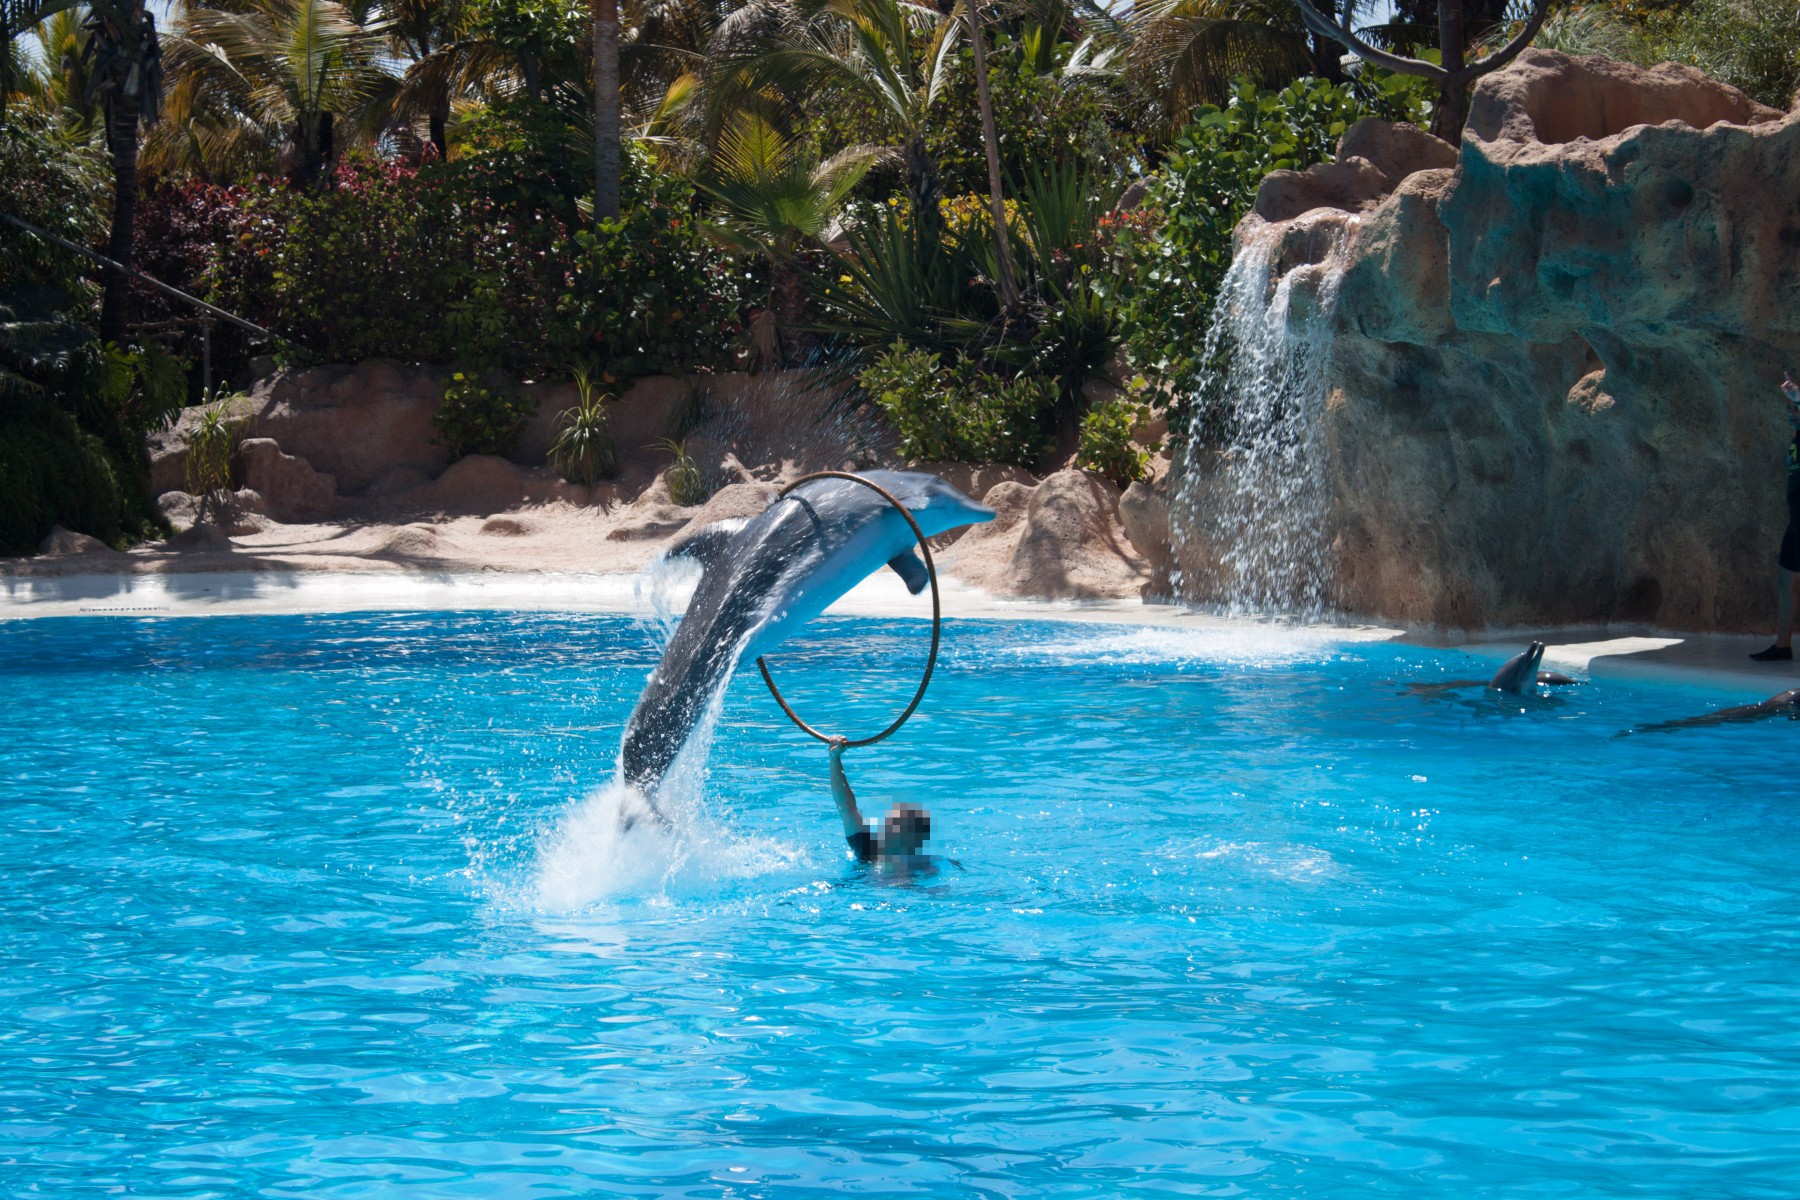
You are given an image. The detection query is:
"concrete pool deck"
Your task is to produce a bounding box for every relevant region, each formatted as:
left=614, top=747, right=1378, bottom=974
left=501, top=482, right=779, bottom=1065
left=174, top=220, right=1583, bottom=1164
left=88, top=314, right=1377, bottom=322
left=4, top=568, right=1797, bottom=698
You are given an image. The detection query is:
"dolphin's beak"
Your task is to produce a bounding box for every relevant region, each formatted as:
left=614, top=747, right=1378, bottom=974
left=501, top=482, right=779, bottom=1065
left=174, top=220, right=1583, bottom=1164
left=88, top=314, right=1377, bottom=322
left=967, top=502, right=997, bottom=525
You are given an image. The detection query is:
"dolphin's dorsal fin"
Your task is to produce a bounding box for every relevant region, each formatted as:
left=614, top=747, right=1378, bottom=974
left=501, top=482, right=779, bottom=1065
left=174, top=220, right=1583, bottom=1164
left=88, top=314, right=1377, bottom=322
left=668, top=519, right=749, bottom=573
left=887, top=549, right=929, bottom=595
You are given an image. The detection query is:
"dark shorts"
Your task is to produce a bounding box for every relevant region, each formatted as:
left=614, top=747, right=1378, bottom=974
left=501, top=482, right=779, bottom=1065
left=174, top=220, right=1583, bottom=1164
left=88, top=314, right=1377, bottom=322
left=1785, top=477, right=1800, bottom=572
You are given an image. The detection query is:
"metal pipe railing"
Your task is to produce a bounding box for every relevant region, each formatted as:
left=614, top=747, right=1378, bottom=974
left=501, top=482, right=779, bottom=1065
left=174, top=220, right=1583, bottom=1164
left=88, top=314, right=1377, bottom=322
left=2, top=210, right=289, bottom=396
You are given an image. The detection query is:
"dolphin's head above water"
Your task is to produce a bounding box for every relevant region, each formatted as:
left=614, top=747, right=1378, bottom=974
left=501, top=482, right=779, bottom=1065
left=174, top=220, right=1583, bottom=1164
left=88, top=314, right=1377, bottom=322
left=848, top=470, right=997, bottom=539
left=1488, top=641, right=1546, bottom=694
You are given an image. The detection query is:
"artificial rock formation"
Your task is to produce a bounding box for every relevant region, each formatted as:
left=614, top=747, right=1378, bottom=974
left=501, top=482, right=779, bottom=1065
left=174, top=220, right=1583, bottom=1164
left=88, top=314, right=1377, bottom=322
left=942, top=469, right=1150, bottom=600
left=239, top=438, right=340, bottom=523
left=1208, top=49, right=1800, bottom=631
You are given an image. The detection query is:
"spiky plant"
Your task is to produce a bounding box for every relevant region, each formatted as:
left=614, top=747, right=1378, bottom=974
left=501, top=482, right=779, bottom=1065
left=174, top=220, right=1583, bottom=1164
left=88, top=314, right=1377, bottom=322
left=548, top=364, right=618, bottom=487
left=184, top=392, right=242, bottom=523
left=657, top=436, right=708, bottom=506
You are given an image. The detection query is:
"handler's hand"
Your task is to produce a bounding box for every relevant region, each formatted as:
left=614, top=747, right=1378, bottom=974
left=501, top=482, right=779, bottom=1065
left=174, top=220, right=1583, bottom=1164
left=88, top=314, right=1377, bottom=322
left=826, top=735, right=848, bottom=754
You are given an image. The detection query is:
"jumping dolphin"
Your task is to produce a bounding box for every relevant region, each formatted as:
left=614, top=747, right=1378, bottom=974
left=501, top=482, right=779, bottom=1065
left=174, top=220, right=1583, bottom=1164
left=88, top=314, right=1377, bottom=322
left=1630, top=687, right=1800, bottom=734
left=618, top=470, right=995, bottom=805
left=1404, top=642, right=1580, bottom=697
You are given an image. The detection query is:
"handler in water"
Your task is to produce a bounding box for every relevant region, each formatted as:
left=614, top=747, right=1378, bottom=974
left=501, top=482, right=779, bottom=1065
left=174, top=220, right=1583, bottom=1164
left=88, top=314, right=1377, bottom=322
left=826, top=736, right=931, bottom=864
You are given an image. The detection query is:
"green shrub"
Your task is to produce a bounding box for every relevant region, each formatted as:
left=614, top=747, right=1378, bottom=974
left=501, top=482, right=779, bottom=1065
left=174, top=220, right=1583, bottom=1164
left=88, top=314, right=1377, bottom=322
left=1639, top=0, right=1800, bottom=108
left=548, top=367, right=618, bottom=486
left=820, top=160, right=1131, bottom=430
left=0, top=402, right=130, bottom=555
left=432, top=371, right=536, bottom=459
left=922, top=36, right=1120, bottom=198
left=1078, top=396, right=1159, bottom=489
left=657, top=438, right=710, bottom=506
left=198, top=133, right=754, bottom=381
left=2, top=123, right=182, bottom=552
left=859, top=340, right=1048, bottom=467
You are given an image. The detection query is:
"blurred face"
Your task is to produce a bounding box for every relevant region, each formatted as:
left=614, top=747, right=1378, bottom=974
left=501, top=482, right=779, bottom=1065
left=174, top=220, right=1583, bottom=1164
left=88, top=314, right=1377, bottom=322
left=882, top=805, right=931, bottom=857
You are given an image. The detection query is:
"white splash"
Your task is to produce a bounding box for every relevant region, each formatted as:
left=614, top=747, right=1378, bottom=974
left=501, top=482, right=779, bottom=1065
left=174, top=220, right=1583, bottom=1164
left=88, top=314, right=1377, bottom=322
left=529, top=625, right=808, bottom=911
left=633, top=547, right=701, bottom=646
left=1171, top=219, right=1351, bottom=617
left=999, top=623, right=1357, bottom=671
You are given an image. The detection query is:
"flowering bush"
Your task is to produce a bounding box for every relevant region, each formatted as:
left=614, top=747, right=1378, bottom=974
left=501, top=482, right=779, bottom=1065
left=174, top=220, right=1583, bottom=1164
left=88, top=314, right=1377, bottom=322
left=204, top=159, right=460, bottom=366
left=135, top=113, right=757, bottom=382
left=134, top=182, right=257, bottom=390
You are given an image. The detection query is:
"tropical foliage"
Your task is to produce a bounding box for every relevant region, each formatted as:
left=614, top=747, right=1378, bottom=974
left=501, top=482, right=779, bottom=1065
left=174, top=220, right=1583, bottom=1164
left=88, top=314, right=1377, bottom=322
left=0, top=121, right=178, bottom=553
left=1077, top=393, right=1158, bottom=487
left=1115, top=73, right=1429, bottom=417
left=7, top=0, right=1799, bottom=550
left=431, top=368, right=535, bottom=458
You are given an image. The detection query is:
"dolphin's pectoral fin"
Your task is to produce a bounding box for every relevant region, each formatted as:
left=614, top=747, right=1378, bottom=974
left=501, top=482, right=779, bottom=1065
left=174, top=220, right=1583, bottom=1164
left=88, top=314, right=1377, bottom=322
left=668, top=519, right=750, bottom=573
left=886, top=549, right=930, bottom=595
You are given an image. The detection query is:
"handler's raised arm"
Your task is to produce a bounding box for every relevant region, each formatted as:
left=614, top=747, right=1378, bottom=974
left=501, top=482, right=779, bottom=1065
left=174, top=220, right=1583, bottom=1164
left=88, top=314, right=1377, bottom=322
left=828, top=738, right=865, bottom=839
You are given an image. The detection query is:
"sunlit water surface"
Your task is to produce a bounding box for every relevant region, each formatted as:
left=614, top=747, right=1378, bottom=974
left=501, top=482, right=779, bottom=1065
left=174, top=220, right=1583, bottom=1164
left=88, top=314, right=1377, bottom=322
left=3, top=612, right=1797, bottom=1198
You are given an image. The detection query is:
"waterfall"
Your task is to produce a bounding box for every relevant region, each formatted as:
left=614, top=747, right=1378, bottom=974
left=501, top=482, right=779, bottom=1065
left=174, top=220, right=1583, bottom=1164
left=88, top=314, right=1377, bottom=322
left=1168, top=219, right=1350, bottom=618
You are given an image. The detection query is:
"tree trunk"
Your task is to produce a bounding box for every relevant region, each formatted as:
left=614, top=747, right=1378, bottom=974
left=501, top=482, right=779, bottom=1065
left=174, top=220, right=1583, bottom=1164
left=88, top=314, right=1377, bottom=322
left=319, top=111, right=335, bottom=183
left=1429, top=79, right=1470, bottom=141
left=904, top=133, right=939, bottom=218
left=593, top=0, right=620, bottom=221
left=99, top=94, right=139, bottom=347
left=1430, top=0, right=1468, bottom=142
left=1308, top=0, right=1345, bottom=83
left=966, top=0, right=1019, bottom=313
left=0, top=5, right=13, bottom=133
left=771, top=258, right=811, bottom=365
left=429, top=95, right=448, bottom=161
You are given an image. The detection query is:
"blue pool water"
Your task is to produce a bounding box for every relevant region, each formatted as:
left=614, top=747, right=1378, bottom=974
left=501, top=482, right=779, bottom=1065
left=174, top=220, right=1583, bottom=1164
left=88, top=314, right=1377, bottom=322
left=3, top=611, right=1797, bottom=1198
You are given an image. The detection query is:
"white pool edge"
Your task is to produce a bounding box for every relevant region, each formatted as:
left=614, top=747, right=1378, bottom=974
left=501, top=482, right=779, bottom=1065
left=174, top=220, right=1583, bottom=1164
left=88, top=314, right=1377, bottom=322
left=5, top=568, right=1796, bottom=697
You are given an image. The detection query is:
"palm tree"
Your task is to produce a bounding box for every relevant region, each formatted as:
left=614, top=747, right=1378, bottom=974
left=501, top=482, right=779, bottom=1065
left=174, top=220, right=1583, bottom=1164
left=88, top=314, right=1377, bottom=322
left=377, top=0, right=469, bottom=157
left=13, top=5, right=102, bottom=133
left=391, top=0, right=717, bottom=171
left=962, top=0, right=1017, bottom=311
left=705, top=0, right=959, bottom=215
left=81, top=1, right=162, bottom=344
left=697, top=108, right=881, bottom=361
left=1125, top=0, right=1319, bottom=127
left=153, top=0, right=394, bottom=186
left=0, top=0, right=160, bottom=343
left=593, top=0, right=619, bottom=218
left=1, top=0, right=34, bottom=124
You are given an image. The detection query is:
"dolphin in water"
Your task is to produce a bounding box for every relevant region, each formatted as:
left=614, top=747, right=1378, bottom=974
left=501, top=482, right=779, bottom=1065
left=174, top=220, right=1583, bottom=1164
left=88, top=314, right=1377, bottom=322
left=1629, top=687, right=1800, bottom=734
left=1404, top=642, right=1580, bottom=697
left=1488, top=642, right=1576, bottom=693
left=619, top=470, right=995, bottom=807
